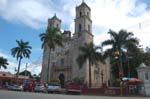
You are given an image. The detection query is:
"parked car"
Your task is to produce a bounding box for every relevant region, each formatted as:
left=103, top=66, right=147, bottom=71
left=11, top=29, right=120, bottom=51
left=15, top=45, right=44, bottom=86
left=7, top=84, right=23, bottom=91
left=34, top=84, right=46, bottom=93
left=47, top=83, right=61, bottom=93
left=23, top=83, right=34, bottom=92
left=65, top=82, right=81, bottom=94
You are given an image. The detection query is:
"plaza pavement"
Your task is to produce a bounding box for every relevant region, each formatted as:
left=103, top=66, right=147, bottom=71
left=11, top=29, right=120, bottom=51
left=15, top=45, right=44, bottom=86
left=0, top=90, right=149, bottom=99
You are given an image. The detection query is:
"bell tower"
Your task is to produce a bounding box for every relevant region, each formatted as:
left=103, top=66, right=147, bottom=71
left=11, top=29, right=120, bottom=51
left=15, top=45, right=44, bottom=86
left=48, top=14, right=61, bottom=29
left=72, top=1, right=93, bottom=84
left=41, top=14, right=61, bottom=83
left=74, top=1, right=93, bottom=43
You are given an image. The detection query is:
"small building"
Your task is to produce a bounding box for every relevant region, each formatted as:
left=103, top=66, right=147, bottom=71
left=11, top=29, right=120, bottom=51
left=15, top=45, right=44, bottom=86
left=137, top=63, right=150, bottom=96
left=0, top=71, right=31, bottom=88
left=0, top=71, right=14, bottom=87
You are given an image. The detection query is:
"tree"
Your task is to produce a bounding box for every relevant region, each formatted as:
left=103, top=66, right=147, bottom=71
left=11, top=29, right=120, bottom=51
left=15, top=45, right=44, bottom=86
left=39, top=26, right=63, bottom=83
left=0, top=57, right=9, bottom=69
left=143, top=47, right=150, bottom=66
left=32, top=73, right=41, bottom=82
left=102, top=29, right=139, bottom=77
left=76, top=43, right=104, bottom=87
left=128, top=47, right=150, bottom=77
left=73, top=77, right=84, bottom=85
left=19, top=70, right=32, bottom=78
left=11, top=39, right=32, bottom=84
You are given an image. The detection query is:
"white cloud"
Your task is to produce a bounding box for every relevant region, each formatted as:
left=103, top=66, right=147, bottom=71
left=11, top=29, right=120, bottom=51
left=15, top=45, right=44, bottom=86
left=88, top=0, right=149, bottom=30
left=0, top=49, right=41, bottom=75
left=127, top=19, right=150, bottom=48
left=86, top=0, right=150, bottom=48
left=27, top=61, right=42, bottom=75
left=0, top=49, right=17, bottom=74
left=0, top=0, right=150, bottom=51
left=0, top=0, right=149, bottom=33
left=0, top=0, right=53, bottom=29
left=0, top=0, right=78, bottom=29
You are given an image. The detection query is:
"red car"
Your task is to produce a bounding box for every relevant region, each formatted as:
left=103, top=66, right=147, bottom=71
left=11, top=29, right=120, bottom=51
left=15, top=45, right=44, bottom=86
left=65, top=82, right=81, bottom=94
left=23, top=83, right=34, bottom=92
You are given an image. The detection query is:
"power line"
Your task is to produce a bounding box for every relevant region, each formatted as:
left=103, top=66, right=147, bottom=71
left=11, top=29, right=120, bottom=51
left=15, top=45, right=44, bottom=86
left=127, top=19, right=150, bottom=31
left=126, top=22, right=150, bottom=34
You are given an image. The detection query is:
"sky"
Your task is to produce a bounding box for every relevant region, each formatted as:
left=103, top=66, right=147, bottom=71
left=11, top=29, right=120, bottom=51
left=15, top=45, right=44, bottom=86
left=0, top=0, right=150, bottom=75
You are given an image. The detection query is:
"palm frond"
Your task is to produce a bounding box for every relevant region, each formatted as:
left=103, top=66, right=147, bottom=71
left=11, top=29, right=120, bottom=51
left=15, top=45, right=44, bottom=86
left=39, top=27, right=63, bottom=50
left=0, top=57, right=9, bottom=69
left=77, top=42, right=105, bottom=69
left=102, top=40, right=114, bottom=47
left=11, top=39, right=32, bottom=60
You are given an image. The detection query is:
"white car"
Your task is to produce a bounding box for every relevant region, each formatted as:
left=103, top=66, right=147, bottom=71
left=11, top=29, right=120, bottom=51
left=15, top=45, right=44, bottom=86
left=7, top=84, right=23, bottom=91
left=34, top=84, right=46, bottom=92
left=47, top=83, right=61, bottom=93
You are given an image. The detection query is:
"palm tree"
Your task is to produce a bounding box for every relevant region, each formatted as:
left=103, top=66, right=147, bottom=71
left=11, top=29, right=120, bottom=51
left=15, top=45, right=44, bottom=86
left=76, top=43, right=104, bottom=87
left=102, top=29, right=139, bottom=77
left=39, top=26, right=63, bottom=83
left=0, top=57, right=9, bottom=69
left=11, top=39, right=32, bottom=84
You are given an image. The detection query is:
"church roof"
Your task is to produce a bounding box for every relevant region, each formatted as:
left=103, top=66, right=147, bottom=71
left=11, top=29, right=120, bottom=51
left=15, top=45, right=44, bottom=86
left=50, top=14, right=61, bottom=22
left=139, top=63, right=146, bottom=67
left=137, top=63, right=150, bottom=70
left=78, top=1, right=91, bottom=11
left=0, top=71, right=13, bottom=78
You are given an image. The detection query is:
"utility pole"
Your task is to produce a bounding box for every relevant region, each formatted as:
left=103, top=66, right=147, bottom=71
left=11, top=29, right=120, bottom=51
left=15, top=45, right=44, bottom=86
left=25, top=63, right=28, bottom=76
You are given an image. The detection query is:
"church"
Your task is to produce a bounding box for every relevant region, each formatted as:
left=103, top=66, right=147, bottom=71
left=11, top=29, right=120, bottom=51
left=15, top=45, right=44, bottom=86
left=41, top=1, right=111, bottom=87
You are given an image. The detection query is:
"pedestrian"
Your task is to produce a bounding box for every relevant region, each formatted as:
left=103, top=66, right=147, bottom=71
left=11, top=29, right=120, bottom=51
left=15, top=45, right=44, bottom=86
left=44, top=82, right=48, bottom=93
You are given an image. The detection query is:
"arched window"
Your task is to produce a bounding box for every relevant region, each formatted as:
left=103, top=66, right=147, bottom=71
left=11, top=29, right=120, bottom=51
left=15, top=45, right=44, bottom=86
left=60, top=58, right=64, bottom=66
left=49, top=23, right=52, bottom=27
left=57, top=24, right=59, bottom=28
left=88, top=24, right=90, bottom=32
left=145, top=72, right=149, bottom=80
left=3, top=74, right=6, bottom=76
left=80, top=12, right=82, bottom=17
left=87, top=12, right=89, bottom=17
left=79, top=24, right=82, bottom=32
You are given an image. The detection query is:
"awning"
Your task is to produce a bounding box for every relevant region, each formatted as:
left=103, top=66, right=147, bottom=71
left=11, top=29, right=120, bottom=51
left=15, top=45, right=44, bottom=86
left=122, top=77, right=142, bottom=83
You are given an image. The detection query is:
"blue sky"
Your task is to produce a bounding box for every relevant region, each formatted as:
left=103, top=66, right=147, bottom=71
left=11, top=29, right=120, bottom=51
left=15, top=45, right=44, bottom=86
left=0, top=16, right=44, bottom=74
left=0, top=0, right=150, bottom=75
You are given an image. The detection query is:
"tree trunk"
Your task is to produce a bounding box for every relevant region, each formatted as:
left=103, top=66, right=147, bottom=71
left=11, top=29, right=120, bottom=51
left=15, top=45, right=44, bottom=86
left=119, top=50, right=124, bottom=77
left=16, top=57, right=22, bottom=85
left=89, top=60, right=92, bottom=88
left=47, top=49, right=51, bottom=83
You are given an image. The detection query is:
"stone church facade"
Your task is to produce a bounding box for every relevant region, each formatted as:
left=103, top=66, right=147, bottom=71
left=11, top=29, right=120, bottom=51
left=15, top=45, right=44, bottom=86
left=41, top=2, right=111, bottom=87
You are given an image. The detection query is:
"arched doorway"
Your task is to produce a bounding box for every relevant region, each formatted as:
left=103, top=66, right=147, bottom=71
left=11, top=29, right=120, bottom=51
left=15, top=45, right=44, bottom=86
left=59, top=73, right=65, bottom=88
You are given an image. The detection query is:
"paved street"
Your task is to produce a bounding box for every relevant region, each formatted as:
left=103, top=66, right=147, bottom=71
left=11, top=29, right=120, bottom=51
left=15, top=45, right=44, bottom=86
left=0, top=90, right=149, bottom=99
